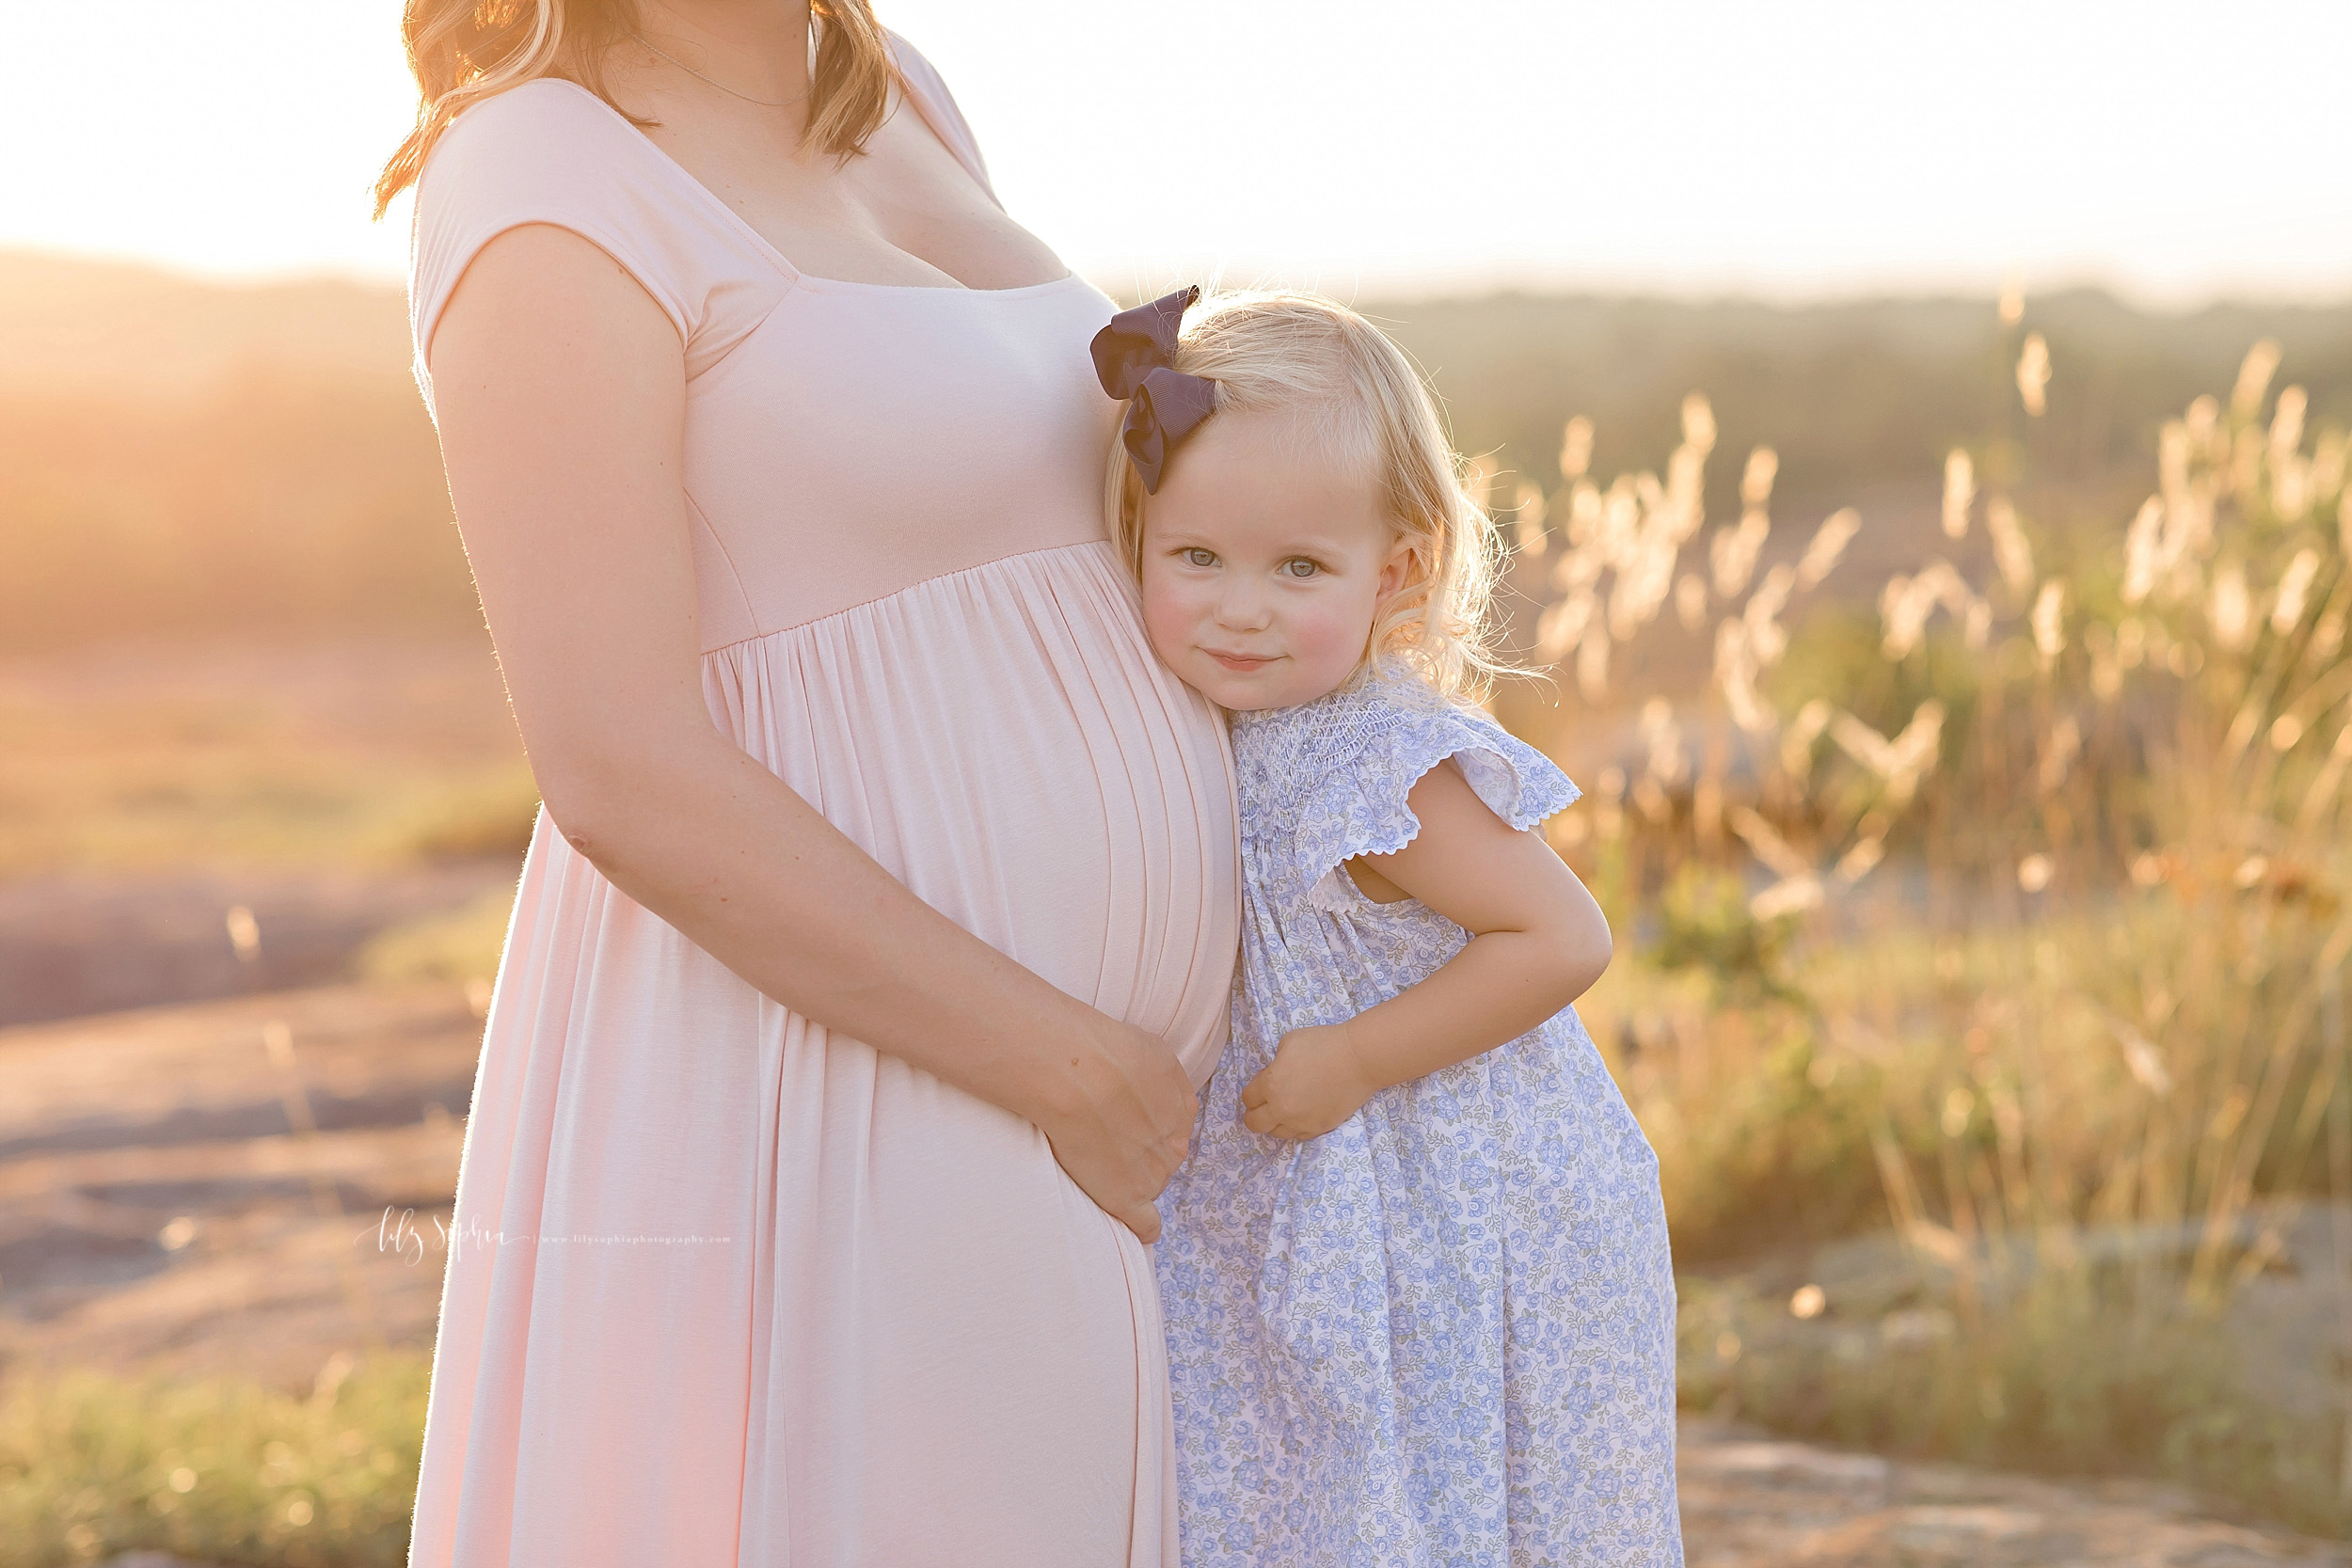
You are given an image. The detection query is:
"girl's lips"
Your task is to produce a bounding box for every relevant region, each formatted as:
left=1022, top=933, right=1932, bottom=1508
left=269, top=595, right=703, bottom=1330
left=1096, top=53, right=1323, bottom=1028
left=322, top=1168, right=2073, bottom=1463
left=1205, top=650, right=1279, bottom=673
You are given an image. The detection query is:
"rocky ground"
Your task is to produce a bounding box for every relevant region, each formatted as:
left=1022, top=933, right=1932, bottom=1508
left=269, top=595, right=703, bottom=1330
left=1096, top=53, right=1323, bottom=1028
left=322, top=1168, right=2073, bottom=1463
left=1677, top=1431, right=2349, bottom=1565
left=4, top=983, right=2347, bottom=1566
left=0, top=983, right=474, bottom=1388
left=0, top=864, right=515, bottom=1028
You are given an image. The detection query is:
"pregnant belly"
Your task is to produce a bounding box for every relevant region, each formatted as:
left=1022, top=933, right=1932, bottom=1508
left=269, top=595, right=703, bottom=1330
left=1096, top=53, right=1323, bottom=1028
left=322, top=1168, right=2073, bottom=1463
left=700, top=542, right=1240, bottom=1080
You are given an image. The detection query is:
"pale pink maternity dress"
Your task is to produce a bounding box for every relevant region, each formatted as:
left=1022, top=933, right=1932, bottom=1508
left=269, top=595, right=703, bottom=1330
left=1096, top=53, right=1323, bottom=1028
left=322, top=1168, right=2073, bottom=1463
left=404, top=41, right=1237, bottom=1568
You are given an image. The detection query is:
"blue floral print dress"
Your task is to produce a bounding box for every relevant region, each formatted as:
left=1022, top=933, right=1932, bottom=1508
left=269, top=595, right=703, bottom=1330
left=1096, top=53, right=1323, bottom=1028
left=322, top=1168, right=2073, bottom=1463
left=1155, top=668, right=1683, bottom=1567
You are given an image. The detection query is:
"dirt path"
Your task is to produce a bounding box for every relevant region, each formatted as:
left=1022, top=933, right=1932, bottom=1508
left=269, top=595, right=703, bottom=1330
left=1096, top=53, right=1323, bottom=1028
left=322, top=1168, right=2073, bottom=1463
left=5, top=985, right=2345, bottom=1565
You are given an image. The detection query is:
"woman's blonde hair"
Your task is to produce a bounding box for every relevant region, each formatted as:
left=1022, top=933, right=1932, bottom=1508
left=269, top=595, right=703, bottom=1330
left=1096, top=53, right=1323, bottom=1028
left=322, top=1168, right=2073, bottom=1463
left=1105, top=291, right=1508, bottom=699
left=373, top=0, right=898, bottom=218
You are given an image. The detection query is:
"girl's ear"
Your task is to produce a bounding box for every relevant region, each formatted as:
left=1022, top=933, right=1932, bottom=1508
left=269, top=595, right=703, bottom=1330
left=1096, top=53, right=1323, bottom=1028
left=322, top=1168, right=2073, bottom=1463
left=1375, top=536, right=1418, bottom=606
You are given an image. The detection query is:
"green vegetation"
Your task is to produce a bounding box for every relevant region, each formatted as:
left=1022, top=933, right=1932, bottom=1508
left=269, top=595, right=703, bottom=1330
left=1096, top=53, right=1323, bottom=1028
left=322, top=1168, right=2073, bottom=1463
left=0, top=1355, right=429, bottom=1567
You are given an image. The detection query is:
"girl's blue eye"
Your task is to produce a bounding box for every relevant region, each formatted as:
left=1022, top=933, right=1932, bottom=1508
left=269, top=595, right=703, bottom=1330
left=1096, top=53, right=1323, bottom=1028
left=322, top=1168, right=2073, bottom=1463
left=1183, top=547, right=1217, bottom=568
left=1280, top=558, right=1322, bottom=579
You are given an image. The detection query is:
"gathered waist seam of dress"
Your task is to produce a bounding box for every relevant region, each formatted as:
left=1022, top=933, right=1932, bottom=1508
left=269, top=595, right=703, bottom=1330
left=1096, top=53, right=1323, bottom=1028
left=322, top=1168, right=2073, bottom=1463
left=695, top=536, right=1125, bottom=657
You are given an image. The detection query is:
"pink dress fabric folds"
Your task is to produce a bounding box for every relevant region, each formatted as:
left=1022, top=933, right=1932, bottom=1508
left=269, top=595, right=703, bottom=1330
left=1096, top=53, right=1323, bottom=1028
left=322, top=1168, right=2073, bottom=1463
left=404, top=40, right=1238, bottom=1568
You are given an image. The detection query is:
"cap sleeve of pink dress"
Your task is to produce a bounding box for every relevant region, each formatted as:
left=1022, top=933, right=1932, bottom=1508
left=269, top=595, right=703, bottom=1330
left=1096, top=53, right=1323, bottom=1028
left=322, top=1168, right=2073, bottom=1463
left=404, top=38, right=1237, bottom=1568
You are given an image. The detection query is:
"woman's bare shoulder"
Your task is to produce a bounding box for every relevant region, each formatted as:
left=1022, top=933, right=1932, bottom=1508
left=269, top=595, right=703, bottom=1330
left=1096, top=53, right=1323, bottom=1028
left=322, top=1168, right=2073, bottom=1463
left=421, top=78, right=639, bottom=191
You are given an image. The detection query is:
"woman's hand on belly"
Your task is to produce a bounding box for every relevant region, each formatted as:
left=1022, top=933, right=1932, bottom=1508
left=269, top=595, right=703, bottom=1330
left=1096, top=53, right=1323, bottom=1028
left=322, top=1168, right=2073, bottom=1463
left=1032, top=1015, right=1199, bottom=1243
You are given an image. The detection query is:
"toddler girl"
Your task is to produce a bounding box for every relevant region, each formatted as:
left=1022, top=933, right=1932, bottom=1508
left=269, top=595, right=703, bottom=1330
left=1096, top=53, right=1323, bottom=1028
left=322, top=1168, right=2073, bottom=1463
left=1092, top=289, right=1683, bottom=1566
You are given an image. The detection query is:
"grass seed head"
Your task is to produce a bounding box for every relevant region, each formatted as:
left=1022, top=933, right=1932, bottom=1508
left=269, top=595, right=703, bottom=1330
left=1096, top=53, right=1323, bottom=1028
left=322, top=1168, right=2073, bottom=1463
left=2016, top=333, right=2051, bottom=417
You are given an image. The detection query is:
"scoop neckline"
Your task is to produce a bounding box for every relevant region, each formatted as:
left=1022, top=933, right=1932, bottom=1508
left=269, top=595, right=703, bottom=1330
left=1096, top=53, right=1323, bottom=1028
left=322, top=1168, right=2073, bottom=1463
left=532, top=77, right=1084, bottom=300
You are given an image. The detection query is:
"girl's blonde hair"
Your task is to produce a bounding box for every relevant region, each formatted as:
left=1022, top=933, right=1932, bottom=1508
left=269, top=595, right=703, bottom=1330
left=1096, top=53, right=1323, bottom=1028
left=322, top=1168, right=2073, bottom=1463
left=373, top=0, right=898, bottom=219
left=1105, top=291, right=1508, bottom=699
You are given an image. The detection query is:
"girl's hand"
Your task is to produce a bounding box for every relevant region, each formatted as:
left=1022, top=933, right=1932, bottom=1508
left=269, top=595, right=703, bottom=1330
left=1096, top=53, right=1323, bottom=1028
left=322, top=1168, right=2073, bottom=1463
left=1240, top=1022, right=1381, bottom=1141
left=1031, top=1015, right=1199, bottom=1243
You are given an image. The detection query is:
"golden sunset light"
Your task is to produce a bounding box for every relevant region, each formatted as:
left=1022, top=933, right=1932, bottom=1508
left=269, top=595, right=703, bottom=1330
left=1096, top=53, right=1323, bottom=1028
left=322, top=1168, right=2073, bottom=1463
left=6, top=5, right=2352, bottom=1562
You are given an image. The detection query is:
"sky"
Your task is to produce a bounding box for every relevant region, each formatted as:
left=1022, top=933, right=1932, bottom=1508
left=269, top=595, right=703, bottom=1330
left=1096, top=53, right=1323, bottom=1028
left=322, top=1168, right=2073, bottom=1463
left=5, top=0, right=2348, bottom=302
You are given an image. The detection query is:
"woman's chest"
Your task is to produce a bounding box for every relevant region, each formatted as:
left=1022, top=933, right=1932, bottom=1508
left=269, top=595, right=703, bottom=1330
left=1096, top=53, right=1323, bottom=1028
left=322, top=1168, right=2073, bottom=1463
left=645, top=107, right=1064, bottom=292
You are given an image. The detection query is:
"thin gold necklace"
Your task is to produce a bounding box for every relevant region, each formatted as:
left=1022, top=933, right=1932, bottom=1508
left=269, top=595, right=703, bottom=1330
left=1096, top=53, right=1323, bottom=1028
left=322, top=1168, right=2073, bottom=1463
left=640, top=36, right=803, bottom=109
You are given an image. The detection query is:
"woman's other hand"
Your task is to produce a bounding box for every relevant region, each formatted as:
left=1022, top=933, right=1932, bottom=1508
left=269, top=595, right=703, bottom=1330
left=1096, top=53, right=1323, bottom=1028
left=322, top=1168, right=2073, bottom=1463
left=1032, top=1019, right=1198, bottom=1242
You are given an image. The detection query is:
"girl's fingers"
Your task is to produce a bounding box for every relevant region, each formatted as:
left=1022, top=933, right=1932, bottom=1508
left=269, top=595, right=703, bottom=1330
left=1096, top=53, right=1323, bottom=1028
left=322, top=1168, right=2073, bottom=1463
left=1251, top=1108, right=1300, bottom=1141
left=1244, top=1096, right=1294, bottom=1136
left=1242, top=1074, right=1334, bottom=1139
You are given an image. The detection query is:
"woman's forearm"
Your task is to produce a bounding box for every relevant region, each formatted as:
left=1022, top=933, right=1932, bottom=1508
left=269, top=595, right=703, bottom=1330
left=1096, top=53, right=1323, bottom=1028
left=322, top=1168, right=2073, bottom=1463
left=543, top=717, right=1098, bottom=1124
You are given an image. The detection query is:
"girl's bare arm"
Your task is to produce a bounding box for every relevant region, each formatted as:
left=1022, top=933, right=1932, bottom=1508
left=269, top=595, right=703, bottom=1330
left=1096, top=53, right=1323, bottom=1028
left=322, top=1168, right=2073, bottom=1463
left=1241, top=759, right=1610, bottom=1140
left=430, top=225, right=1194, bottom=1240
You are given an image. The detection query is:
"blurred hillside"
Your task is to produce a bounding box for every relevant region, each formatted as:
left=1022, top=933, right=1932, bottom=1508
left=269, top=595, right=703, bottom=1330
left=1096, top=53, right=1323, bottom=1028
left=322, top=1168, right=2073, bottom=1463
left=1388, top=291, right=2352, bottom=528
left=0, top=253, right=468, bottom=655
left=6, top=248, right=2352, bottom=658
left=0, top=252, right=412, bottom=397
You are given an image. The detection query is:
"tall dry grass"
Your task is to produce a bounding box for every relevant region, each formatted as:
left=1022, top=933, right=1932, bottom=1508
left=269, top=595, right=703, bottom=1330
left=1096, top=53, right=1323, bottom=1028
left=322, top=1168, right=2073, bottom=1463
left=1503, top=320, right=2352, bottom=1528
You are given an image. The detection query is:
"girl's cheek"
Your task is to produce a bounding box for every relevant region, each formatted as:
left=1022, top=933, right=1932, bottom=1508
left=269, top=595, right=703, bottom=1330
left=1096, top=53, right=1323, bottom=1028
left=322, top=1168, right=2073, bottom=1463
left=1295, top=596, right=1362, bottom=668
left=1137, top=570, right=1195, bottom=665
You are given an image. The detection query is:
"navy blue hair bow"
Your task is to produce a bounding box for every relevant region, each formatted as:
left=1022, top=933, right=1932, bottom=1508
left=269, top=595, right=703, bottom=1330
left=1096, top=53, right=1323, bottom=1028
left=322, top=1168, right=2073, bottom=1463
left=1089, top=285, right=1217, bottom=494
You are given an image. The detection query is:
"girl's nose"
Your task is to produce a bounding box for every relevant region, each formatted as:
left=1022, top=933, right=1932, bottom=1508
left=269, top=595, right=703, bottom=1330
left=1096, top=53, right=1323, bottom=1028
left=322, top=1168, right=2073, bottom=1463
left=1214, top=582, right=1274, bottom=633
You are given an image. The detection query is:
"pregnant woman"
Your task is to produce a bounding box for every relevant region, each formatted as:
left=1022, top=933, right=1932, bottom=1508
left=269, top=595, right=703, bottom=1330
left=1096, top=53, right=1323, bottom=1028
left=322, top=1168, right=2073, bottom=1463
left=376, top=3, right=1237, bottom=1563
